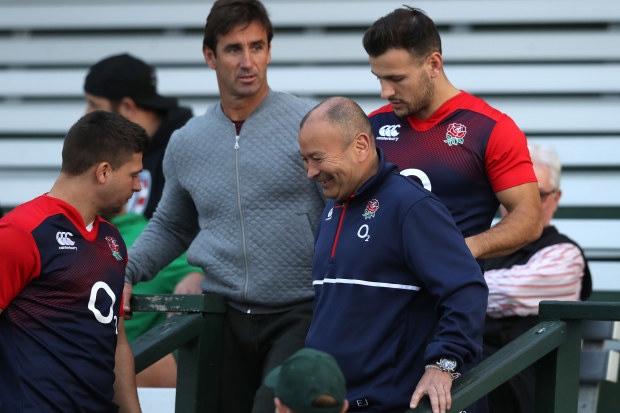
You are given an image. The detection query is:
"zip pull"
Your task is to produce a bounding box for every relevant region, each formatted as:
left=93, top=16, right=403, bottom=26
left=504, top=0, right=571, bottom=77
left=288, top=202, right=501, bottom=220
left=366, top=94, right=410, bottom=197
left=234, top=135, right=240, bottom=150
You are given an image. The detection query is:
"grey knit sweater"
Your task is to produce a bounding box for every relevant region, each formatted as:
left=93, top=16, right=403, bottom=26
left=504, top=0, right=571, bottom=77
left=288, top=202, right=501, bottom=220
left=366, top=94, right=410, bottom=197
left=125, top=90, right=325, bottom=311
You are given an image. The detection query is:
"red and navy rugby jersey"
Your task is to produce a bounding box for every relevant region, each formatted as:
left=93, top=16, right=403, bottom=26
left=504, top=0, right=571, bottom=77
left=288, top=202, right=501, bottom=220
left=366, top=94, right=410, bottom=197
left=369, top=91, right=536, bottom=238
left=0, top=195, right=127, bottom=413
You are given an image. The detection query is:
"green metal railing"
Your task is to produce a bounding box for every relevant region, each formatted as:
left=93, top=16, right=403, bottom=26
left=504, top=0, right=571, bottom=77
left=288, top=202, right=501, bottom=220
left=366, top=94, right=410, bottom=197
left=130, top=294, right=226, bottom=412
left=130, top=297, right=620, bottom=413
left=407, top=301, right=620, bottom=413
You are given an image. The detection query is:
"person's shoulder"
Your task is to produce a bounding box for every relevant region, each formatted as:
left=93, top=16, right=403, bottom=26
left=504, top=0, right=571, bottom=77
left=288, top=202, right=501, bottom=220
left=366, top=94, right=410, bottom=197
left=271, top=91, right=317, bottom=113
left=458, top=91, right=519, bottom=125
left=1, top=196, right=58, bottom=231
left=550, top=227, right=585, bottom=250
left=368, top=103, right=394, bottom=118
left=167, top=110, right=212, bottom=144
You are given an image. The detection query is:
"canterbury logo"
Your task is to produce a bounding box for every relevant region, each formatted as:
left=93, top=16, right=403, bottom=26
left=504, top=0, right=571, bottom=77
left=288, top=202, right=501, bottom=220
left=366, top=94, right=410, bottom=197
left=376, top=124, right=400, bottom=141
left=56, top=231, right=75, bottom=246
left=56, top=231, right=77, bottom=250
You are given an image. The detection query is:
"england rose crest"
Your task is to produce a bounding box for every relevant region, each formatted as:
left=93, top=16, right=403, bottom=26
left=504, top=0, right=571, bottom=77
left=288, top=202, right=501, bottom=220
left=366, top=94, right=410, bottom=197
left=444, top=123, right=467, bottom=146
left=106, top=236, right=123, bottom=261
left=363, top=199, right=380, bottom=219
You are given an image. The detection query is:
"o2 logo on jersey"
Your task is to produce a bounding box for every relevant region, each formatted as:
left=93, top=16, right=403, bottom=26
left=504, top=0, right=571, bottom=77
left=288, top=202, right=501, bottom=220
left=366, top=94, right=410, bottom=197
left=88, top=281, right=118, bottom=334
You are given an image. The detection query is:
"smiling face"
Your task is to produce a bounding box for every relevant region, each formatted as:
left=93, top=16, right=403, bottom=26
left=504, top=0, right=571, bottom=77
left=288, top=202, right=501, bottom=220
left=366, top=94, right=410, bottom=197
left=99, top=152, right=143, bottom=215
left=369, top=48, right=435, bottom=119
left=203, top=20, right=271, bottom=107
left=298, top=118, right=366, bottom=202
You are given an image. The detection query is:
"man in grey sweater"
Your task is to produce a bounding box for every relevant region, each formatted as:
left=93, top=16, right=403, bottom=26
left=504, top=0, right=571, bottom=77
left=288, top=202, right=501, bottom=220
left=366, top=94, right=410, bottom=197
left=122, top=1, right=324, bottom=412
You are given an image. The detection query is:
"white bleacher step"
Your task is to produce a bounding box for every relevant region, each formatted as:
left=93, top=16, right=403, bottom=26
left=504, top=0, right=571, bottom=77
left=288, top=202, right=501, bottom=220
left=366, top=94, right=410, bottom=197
left=1, top=1, right=619, bottom=30
left=3, top=64, right=620, bottom=98
left=2, top=31, right=620, bottom=66
left=1, top=140, right=618, bottom=208
left=2, top=98, right=620, bottom=135
left=3, top=136, right=620, bottom=169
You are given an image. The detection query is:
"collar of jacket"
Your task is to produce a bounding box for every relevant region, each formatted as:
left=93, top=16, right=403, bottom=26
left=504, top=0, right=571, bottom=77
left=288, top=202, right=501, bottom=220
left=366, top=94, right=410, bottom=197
left=344, top=148, right=398, bottom=206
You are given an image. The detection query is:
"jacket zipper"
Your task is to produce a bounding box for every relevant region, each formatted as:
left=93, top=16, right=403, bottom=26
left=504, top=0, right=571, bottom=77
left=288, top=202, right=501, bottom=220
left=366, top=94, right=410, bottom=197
left=331, top=200, right=348, bottom=258
left=234, top=132, right=251, bottom=306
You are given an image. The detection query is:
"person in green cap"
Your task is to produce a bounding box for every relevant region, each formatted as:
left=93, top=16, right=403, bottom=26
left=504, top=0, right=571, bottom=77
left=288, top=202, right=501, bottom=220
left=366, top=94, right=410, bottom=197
left=265, top=348, right=349, bottom=413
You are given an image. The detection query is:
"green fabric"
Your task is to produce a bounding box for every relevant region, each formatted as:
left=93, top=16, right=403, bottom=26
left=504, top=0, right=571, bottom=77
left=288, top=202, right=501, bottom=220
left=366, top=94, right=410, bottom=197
left=111, top=213, right=202, bottom=342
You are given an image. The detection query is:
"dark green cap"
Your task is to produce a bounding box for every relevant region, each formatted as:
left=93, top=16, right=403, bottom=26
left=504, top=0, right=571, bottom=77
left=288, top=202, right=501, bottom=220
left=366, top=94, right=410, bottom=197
left=265, top=348, right=346, bottom=413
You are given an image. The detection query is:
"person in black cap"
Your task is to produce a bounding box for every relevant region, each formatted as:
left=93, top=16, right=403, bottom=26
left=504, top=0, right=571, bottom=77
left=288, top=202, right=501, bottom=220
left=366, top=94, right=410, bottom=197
left=265, top=348, right=349, bottom=413
left=84, top=53, right=193, bottom=219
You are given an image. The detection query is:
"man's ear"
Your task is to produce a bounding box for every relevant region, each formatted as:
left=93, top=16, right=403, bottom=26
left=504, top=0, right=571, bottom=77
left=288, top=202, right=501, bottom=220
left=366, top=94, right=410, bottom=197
left=203, top=46, right=217, bottom=70
left=427, top=51, right=443, bottom=78
left=341, top=399, right=349, bottom=413
left=95, top=162, right=111, bottom=184
left=353, top=132, right=372, bottom=162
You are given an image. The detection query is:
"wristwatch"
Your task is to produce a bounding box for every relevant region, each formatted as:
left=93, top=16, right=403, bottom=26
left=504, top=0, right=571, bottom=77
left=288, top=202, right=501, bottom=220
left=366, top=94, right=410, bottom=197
left=435, top=357, right=457, bottom=373
left=425, top=357, right=460, bottom=380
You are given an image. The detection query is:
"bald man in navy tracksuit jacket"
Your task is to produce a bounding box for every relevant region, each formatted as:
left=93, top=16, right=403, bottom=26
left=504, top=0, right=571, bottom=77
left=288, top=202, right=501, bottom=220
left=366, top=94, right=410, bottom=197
left=306, top=150, right=488, bottom=413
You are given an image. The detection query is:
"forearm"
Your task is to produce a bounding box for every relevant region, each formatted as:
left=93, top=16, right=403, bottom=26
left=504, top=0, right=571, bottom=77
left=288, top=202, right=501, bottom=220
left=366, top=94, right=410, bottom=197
left=466, top=212, right=539, bottom=259
left=125, top=191, right=198, bottom=285
left=467, top=183, right=542, bottom=259
left=113, top=320, right=141, bottom=413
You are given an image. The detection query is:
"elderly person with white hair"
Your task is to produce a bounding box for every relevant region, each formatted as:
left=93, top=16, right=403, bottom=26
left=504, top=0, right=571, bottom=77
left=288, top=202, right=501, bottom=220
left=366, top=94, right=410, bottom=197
left=482, top=144, right=592, bottom=413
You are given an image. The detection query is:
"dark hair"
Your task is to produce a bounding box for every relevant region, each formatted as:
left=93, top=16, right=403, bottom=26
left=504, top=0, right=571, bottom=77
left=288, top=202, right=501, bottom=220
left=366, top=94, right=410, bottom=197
left=203, top=0, right=273, bottom=55
left=61, top=111, right=149, bottom=176
left=363, top=6, right=442, bottom=60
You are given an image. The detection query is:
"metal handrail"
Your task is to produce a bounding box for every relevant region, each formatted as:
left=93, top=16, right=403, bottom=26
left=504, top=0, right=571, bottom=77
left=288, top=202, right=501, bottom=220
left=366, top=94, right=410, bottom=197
left=129, top=297, right=620, bottom=413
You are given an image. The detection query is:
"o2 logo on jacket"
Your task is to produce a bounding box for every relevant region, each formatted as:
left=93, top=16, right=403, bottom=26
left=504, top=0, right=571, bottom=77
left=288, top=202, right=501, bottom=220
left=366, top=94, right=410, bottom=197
left=88, top=281, right=118, bottom=334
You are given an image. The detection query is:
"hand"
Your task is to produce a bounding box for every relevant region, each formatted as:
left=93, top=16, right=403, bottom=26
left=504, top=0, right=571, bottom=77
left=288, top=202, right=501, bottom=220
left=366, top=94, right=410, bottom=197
left=410, top=368, right=453, bottom=413
left=122, top=282, right=133, bottom=320
left=173, top=271, right=204, bottom=295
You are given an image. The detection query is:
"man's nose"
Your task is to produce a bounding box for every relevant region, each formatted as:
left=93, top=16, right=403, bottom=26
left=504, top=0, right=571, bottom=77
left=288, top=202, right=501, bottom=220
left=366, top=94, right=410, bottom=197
left=380, top=81, right=394, bottom=100
left=306, top=164, right=319, bottom=180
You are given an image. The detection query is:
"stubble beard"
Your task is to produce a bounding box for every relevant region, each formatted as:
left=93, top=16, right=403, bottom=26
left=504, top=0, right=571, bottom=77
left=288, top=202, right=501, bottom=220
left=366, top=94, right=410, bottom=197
left=397, top=73, right=435, bottom=118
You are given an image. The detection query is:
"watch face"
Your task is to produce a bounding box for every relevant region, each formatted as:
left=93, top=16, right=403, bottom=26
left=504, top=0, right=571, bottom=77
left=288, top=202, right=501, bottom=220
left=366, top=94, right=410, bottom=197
left=439, top=358, right=457, bottom=371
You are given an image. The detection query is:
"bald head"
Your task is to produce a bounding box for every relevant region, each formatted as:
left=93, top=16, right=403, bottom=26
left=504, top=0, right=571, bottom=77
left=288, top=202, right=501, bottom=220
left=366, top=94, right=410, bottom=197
left=301, top=97, right=375, bottom=149
left=298, top=97, right=379, bottom=202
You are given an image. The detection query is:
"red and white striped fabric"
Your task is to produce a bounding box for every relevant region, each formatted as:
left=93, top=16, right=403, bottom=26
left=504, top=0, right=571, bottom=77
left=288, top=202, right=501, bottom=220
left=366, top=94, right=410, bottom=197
left=485, top=243, right=585, bottom=318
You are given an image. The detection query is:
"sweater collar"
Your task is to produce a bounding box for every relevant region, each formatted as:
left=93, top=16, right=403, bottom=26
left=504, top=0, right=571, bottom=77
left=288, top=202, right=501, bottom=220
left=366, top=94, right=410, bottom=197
left=213, top=88, right=275, bottom=123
